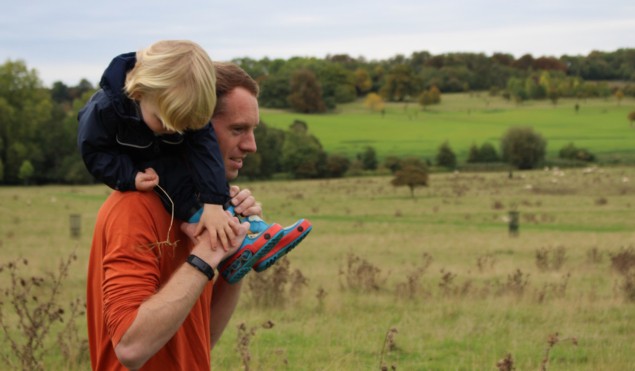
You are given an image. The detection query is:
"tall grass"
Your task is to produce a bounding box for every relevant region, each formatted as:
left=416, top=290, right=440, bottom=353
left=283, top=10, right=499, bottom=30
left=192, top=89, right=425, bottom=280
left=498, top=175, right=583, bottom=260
left=1, top=166, right=634, bottom=369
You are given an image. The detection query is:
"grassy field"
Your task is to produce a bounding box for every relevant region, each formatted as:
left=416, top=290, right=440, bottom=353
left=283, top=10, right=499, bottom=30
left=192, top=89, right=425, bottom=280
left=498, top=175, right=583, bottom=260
left=260, top=94, right=635, bottom=163
left=1, top=165, right=634, bottom=369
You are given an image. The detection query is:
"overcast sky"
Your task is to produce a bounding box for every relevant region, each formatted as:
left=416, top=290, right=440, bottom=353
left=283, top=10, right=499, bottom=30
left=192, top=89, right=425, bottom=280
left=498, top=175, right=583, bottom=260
left=1, top=0, right=633, bottom=87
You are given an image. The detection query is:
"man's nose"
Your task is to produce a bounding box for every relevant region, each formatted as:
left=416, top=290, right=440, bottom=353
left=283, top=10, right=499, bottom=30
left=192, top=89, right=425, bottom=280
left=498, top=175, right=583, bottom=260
left=241, top=131, right=257, bottom=153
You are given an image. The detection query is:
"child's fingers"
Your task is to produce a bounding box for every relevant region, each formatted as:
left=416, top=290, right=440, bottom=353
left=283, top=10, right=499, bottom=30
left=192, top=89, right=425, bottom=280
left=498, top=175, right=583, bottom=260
left=194, top=222, right=204, bottom=237
left=207, top=229, right=220, bottom=251
left=217, top=229, right=230, bottom=252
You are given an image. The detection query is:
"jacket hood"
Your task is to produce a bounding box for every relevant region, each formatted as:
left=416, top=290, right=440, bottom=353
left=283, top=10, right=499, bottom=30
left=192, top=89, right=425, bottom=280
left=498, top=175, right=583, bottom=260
left=99, top=52, right=139, bottom=120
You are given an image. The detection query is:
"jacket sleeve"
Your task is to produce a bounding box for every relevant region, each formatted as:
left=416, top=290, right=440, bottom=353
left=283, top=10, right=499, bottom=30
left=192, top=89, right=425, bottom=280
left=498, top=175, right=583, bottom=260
left=77, top=91, right=138, bottom=191
left=184, top=123, right=229, bottom=205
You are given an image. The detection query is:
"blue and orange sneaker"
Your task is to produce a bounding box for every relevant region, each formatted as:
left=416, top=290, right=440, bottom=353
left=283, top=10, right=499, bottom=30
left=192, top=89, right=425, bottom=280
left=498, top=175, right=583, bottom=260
left=225, top=205, right=312, bottom=273
left=217, top=223, right=284, bottom=284
left=252, top=218, right=312, bottom=272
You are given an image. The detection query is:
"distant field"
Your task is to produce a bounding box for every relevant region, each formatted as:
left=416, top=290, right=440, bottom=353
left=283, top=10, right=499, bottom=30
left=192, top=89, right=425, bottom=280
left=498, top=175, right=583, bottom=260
left=260, top=93, right=635, bottom=163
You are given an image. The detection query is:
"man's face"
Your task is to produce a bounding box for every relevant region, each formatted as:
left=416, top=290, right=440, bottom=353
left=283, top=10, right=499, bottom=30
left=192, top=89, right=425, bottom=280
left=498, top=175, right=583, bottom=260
left=211, top=87, right=259, bottom=181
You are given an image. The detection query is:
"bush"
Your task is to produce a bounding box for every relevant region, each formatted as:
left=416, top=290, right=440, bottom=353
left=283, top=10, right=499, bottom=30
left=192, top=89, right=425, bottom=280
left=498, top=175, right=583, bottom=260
left=501, top=126, right=547, bottom=169
left=558, top=142, right=595, bottom=162
left=325, top=154, right=350, bottom=178
left=383, top=156, right=402, bottom=173
left=436, top=141, right=457, bottom=169
left=467, top=142, right=499, bottom=163
left=358, top=146, right=378, bottom=170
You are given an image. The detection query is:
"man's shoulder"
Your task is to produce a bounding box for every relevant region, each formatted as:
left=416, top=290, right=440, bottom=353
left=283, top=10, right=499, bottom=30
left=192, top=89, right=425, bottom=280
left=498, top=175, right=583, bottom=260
left=102, top=190, right=165, bottom=216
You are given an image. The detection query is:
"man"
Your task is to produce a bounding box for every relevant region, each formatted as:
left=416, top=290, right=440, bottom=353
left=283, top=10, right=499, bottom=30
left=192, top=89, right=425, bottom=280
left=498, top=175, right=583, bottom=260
left=86, top=62, right=264, bottom=370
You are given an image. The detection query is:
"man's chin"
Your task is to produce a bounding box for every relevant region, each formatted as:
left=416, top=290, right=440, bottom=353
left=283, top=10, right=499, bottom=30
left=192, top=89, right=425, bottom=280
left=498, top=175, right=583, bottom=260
left=226, top=169, right=239, bottom=181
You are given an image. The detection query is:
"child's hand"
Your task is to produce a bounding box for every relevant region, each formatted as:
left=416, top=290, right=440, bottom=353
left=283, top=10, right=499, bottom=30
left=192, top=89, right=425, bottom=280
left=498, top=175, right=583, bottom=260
left=135, top=168, right=159, bottom=191
left=194, top=204, right=238, bottom=251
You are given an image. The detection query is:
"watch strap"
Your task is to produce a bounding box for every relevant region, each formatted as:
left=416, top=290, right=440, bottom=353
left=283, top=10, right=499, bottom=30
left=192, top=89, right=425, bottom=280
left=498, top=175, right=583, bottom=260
left=186, top=254, right=215, bottom=281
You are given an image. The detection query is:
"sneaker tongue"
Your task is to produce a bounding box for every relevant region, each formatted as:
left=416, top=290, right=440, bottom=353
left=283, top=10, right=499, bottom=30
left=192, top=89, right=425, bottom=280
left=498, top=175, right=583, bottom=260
left=247, top=215, right=269, bottom=233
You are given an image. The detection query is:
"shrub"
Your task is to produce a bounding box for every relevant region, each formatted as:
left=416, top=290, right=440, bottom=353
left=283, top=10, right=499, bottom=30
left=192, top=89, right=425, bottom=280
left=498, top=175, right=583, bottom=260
left=467, top=142, right=500, bottom=163
left=558, top=142, right=595, bottom=162
left=501, top=126, right=547, bottom=169
left=358, top=146, right=378, bottom=170
left=436, top=141, right=457, bottom=169
left=325, top=154, right=350, bottom=178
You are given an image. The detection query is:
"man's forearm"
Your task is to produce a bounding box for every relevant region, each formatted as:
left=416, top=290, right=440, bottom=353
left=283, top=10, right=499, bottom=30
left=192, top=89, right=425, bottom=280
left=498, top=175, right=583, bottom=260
left=114, top=263, right=209, bottom=369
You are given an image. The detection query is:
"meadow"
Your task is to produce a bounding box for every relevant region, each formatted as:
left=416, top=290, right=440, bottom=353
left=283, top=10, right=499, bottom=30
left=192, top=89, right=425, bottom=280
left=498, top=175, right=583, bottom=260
left=261, top=94, right=635, bottom=163
left=1, top=165, right=634, bottom=370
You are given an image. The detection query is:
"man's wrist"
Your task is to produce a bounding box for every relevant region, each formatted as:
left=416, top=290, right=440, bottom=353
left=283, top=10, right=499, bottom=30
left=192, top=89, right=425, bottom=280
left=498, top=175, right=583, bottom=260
left=186, top=255, right=215, bottom=281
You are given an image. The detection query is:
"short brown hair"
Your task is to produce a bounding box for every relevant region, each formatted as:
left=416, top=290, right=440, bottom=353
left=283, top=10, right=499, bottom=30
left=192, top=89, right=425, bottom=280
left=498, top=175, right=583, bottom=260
left=125, top=40, right=216, bottom=132
left=213, top=62, right=259, bottom=117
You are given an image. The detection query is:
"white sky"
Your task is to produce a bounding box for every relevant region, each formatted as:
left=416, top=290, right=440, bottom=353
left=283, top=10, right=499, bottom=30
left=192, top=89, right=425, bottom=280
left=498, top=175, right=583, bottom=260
left=1, top=0, right=633, bottom=87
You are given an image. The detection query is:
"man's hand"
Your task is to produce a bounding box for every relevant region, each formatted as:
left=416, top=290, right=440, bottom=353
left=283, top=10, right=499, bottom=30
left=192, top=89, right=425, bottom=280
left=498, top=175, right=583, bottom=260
left=135, top=168, right=159, bottom=191
left=185, top=218, right=249, bottom=268
left=228, top=185, right=263, bottom=218
left=194, top=204, right=239, bottom=251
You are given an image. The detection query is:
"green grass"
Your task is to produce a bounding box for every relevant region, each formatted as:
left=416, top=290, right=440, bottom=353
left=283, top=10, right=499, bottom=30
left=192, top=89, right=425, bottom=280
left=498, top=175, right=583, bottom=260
left=2, top=166, right=633, bottom=369
left=260, top=94, right=635, bottom=162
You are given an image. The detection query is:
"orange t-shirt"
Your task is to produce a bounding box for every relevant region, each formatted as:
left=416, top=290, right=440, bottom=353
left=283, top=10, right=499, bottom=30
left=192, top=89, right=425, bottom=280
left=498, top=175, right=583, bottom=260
left=86, top=191, right=213, bottom=370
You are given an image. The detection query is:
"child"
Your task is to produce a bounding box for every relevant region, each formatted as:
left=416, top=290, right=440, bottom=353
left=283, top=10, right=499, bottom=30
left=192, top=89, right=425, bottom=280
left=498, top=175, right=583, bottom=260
left=77, top=40, right=283, bottom=282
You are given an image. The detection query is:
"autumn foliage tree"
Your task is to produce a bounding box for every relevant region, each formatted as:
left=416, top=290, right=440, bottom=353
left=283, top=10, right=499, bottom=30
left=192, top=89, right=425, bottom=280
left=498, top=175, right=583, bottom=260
left=391, top=160, right=429, bottom=198
left=364, top=92, right=385, bottom=113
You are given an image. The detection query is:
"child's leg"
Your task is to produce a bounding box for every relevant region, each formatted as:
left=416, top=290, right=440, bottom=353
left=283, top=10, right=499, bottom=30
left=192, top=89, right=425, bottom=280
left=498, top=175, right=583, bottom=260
left=145, top=155, right=202, bottom=222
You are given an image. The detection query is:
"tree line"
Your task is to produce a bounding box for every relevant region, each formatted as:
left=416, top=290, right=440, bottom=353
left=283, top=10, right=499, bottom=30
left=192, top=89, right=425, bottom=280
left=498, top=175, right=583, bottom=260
left=234, top=48, right=635, bottom=112
left=1, top=48, right=633, bottom=185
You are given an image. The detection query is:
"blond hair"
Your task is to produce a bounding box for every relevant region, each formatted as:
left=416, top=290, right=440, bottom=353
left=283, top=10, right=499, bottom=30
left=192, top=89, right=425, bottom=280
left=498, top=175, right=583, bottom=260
left=125, top=40, right=216, bottom=132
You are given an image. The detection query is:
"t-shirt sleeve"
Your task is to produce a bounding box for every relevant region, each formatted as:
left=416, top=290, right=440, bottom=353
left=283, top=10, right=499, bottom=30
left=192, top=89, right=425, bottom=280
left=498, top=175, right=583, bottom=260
left=101, top=199, right=163, bottom=347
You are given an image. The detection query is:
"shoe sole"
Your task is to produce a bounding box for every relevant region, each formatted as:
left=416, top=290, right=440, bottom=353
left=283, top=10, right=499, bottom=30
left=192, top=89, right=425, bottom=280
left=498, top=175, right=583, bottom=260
left=253, top=220, right=312, bottom=272
left=219, top=228, right=284, bottom=284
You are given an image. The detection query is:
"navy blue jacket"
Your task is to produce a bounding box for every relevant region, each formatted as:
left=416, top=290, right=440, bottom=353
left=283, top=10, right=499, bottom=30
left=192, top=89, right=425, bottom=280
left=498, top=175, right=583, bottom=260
left=77, top=52, right=228, bottom=206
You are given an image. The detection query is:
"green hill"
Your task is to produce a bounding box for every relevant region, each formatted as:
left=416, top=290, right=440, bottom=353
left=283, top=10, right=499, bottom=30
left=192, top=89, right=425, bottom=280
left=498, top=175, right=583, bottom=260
left=260, top=93, right=635, bottom=164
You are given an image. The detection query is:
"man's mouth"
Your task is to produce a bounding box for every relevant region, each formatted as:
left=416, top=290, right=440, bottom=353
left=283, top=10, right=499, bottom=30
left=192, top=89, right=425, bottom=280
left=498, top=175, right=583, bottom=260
left=229, top=157, right=243, bottom=169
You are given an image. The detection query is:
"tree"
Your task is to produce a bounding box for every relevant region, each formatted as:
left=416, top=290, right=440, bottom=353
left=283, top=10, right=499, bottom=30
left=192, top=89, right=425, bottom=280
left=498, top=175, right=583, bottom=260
left=615, top=89, right=624, bottom=106
left=281, top=122, right=327, bottom=178
left=240, top=121, right=287, bottom=179
left=259, top=73, right=291, bottom=108
left=0, top=60, right=52, bottom=184
left=467, top=143, right=480, bottom=163
left=325, top=154, right=350, bottom=178
left=364, top=93, right=385, bottom=113
left=436, top=141, right=457, bottom=169
left=18, top=160, right=34, bottom=185
left=418, top=85, right=441, bottom=109
left=629, top=111, right=635, bottom=127
left=391, top=163, right=429, bottom=198
left=501, top=126, right=547, bottom=169
left=358, top=146, right=378, bottom=170
left=287, top=69, right=326, bottom=113
left=380, top=64, right=419, bottom=101
left=479, top=142, right=500, bottom=162
left=353, top=68, right=373, bottom=95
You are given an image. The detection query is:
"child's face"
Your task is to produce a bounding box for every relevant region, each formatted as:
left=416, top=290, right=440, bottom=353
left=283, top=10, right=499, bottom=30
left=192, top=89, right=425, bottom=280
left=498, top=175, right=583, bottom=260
left=138, top=98, right=174, bottom=134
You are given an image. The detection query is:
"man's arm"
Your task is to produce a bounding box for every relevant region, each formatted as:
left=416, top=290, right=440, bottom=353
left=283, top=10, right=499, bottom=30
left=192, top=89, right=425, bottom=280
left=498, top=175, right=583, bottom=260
left=114, top=233, right=242, bottom=370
